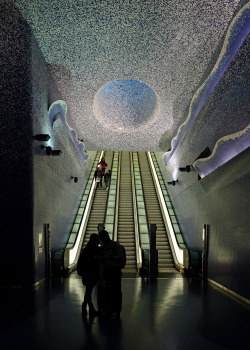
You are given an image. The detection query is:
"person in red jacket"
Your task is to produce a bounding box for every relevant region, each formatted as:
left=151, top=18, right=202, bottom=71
left=98, top=157, right=107, bottom=177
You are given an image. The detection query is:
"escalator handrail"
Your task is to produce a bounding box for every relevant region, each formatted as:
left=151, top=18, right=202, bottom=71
left=63, top=151, right=104, bottom=271
left=137, top=152, right=151, bottom=233
left=130, top=152, right=142, bottom=269
left=147, top=152, right=189, bottom=269
left=113, top=151, right=121, bottom=242
left=132, top=152, right=150, bottom=251
left=103, top=151, right=114, bottom=222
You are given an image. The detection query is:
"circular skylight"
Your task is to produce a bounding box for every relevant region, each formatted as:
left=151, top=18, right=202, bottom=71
left=93, top=80, right=158, bottom=132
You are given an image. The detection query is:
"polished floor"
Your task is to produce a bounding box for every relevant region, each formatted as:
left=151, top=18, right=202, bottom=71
left=1, top=271, right=250, bottom=350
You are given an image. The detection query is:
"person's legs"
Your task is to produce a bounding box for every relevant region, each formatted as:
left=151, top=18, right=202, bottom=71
left=82, top=283, right=91, bottom=315
left=82, top=278, right=98, bottom=317
left=110, top=277, right=122, bottom=316
left=104, top=271, right=122, bottom=318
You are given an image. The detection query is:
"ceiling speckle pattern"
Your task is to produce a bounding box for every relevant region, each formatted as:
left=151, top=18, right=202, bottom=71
left=12, top=0, right=249, bottom=154
left=163, top=2, right=250, bottom=163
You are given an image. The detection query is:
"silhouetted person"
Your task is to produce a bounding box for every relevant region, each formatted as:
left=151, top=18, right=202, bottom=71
left=98, top=230, right=123, bottom=318
left=104, top=170, right=111, bottom=190
left=77, top=234, right=102, bottom=318
left=94, top=166, right=102, bottom=188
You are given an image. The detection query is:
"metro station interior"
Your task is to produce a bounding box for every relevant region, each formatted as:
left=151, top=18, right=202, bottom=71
left=1, top=1, right=250, bottom=349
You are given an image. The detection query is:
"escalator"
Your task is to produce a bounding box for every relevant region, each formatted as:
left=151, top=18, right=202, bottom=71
left=117, top=152, right=137, bottom=270
left=81, top=151, right=113, bottom=248
left=138, top=152, right=175, bottom=270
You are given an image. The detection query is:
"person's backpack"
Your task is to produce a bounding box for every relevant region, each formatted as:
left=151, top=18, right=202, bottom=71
left=112, top=241, right=126, bottom=269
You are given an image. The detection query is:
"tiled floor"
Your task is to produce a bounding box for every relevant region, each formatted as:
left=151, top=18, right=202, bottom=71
left=1, top=271, right=250, bottom=350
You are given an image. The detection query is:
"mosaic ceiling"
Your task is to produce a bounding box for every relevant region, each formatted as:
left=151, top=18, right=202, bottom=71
left=13, top=0, right=250, bottom=156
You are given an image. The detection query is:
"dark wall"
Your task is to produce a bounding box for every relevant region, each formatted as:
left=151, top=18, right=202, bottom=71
left=0, top=2, right=34, bottom=286
left=155, top=148, right=250, bottom=301
left=0, top=2, right=95, bottom=286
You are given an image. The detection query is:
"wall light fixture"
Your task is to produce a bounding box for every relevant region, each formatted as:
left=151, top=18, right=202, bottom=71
left=71, top=176, right=78, bottom=183
left=179, top=165, right=192, bottom=172
left=33, top=134, right=50, bottom=141
left=167, top=180, right=178, bottom=186
left=41, top=145, right=62, bottom=156
left=51, top=150, right=62, bottom=156
left=41, top=145, right=52, bottom=155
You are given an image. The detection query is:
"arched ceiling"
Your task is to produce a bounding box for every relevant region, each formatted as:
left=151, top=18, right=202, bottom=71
left=14, top=0, right=250, bottom=153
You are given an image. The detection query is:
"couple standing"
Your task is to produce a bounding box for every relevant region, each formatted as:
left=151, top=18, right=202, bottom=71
left=94, top=165, right=111, bottom=189
left=77, top=230, right=123, bottom=319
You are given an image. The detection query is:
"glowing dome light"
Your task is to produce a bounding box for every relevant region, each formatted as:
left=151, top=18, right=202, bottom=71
left=93, top=79, right=159, bottom=132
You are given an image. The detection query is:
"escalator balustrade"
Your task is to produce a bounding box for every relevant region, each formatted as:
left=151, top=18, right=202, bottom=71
left=138, top=152, right=175, bottom=270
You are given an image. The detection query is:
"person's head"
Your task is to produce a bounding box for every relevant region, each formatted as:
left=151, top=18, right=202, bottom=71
left=99, top=230, right=111, bottom=244
left=89, top=233, right=100, bottom=247
left=108, top=170, right=111, bottom=174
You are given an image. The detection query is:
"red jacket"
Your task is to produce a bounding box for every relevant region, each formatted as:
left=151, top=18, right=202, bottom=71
left=98, top=160, right=107, bottom=169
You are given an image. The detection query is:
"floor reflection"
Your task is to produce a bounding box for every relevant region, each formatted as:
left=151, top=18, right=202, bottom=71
left=1, top=272, right=250, bottom=350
